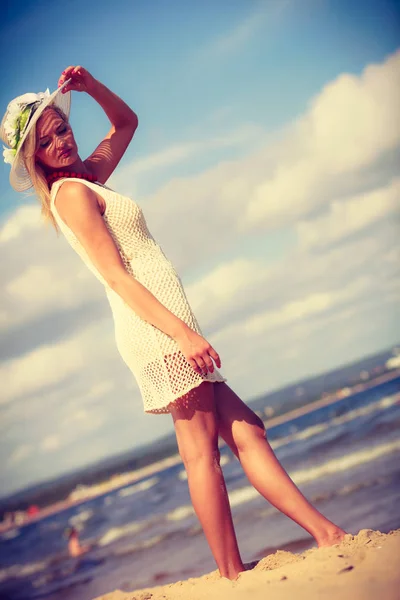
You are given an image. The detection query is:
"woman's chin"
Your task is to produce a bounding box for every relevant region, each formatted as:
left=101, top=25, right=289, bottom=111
left=57, top=155, right=78, bottom=169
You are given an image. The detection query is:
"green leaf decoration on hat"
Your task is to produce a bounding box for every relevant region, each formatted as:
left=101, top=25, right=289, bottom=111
left=14, top=105, right=36, bottom=150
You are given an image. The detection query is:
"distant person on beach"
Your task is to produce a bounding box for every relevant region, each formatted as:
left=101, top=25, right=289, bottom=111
left=2, top=66, right=347, bottom=580
left=64, top=526, right=91, bottom=557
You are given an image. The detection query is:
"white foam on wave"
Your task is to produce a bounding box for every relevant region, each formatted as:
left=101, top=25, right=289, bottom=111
left=99, top=504, right=196, bottom=547
left=227, top=437, right=400, bottom=509
left=0, top=528, right=20, bottom=540
left=166, top=505, right=195, bottom=522
left=98, top=519, right=148, bottom=546
left=271, top=393, right=399, bottom=451
left=69, top=509, right=93, bottom=528
left=113, top=533, right=166, bottom=556
left=229, top=487, right=260, bottom=508
left=292, top=437, right=400, bottom=486
left=0, top=559, right=49, bottom=584
left=118, top=476, right=159, bottom=497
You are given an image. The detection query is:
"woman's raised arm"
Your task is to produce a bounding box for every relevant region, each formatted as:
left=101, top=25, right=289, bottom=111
left=58, top=66, right=138, bottom=183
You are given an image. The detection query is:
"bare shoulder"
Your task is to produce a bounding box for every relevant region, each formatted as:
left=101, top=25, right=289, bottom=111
left=55, top=181, right=105, bottom=226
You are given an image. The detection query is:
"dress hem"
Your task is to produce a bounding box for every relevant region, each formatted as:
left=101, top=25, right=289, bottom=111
left=143, top=376, right=227, bottom=414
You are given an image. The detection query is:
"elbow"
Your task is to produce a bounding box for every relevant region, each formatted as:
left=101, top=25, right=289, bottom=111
left=131, top=112, right=139, bottom=133
left=124, top=110, right=138, bottom=133
left=113, top=111, right=138, bottom=134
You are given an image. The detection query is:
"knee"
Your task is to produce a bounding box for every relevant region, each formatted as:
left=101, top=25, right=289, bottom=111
left=179, top=443, right=221, bottom=470
left=235, top=418, right=266, bottom=453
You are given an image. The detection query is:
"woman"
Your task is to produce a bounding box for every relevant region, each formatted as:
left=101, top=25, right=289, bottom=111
left=1, top=66, right=346, bottom=580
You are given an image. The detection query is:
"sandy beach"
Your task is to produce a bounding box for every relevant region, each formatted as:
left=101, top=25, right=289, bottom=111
left=93, top=529, right=400, bottom=600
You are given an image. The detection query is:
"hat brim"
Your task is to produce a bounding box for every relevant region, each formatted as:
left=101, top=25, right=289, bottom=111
left=2, top=79, right=72, bottom=192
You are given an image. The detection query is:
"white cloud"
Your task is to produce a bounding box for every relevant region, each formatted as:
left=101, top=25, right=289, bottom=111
left=185, top=258, right=270, bottom=330
left=41, top=435, right=61, bottom=452
left=127, top=49, right=400, bottom=276
left=80, top=380, right=116, bottom=403
left=207, top=272, right=375, bottom=348
left=297, top=177, right=400, bottom=250
left=3, top=263, right=96, bottom=330
left=62, top=407, right=106, bottom=433
left=111, top=124, right=263, bottom=191
left=243, top=50, right=400, bottom=230
left=0, top=204, right=41, bottom=244
left=299, top=52, right=400, bottom=173
left=7, top=444, right=33, bottom=466
left=0, top=336, right=85, bottom=405
left=0, top=318, right=116, bottom=405
left=247, top=276, right=372, bottom=335
left=0, top=203, right=109, bottom=336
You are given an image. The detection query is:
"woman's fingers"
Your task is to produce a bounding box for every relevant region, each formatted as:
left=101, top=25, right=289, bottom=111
left=176, top=330, right=221, bottom=375
left=58, top=66, right=89, bottom=92
left=196, top=358, right=209, bottom=375
left=202, top=356, right=215, bottom=373
left=189, top=359, right=202, bottom=374
left=208, top=347, right=221, bottom=369
left=58, top=66, right=74, bottom=90
left=188, top=357, right=208, bottom=375
left=194, top=350, right=220, bottom=375
left=59, top=66, right=74, bottom=83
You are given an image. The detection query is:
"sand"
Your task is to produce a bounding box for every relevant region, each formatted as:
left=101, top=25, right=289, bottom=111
left=93, top=529, right=400, bottom=600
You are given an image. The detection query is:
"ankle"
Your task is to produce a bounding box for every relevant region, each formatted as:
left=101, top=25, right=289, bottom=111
left=314, top=523, right=347, bottom=547
left=219, top=561, right=245, bottom=580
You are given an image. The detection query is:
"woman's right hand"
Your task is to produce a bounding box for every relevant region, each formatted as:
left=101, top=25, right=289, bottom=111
left=174, top=326, right=221, bottom=375
left=58, top=66, right=96, bottom=94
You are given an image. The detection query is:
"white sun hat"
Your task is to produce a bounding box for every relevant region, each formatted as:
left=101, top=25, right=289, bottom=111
left=0, top=79, right=71, bottom=192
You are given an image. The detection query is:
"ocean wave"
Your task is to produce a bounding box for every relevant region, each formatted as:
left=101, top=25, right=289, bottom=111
left=228, top=437, right=400, bottom=509
left=159, top=437, right=400, bottom=520
left=0, top=528, right=20, bottom=540
left=309, top=473, right=395, bottom=505
left=69, top=509, right=93, bottom=529
left=112, top=533, right=168, bottom=557
left=166, top=505, right=194, bottom=522
left=166, top=431, right=400, bottom=516
left=118, top=476, right=159, bottom=497
left=225, top=437, right=400, bottom=511
left=97, top=519, right=149, bottom=546
left=291, top=437, right=400, bottom=486
left=270, top=393, right=399, bottom=451
left=0, top=559, right=50, bottom=584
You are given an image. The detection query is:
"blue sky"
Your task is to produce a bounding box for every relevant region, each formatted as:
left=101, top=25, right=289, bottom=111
left=1, top=0, right=399, bottom=496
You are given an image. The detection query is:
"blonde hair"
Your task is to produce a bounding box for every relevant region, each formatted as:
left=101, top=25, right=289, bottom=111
left=21, top=105, right=69, bottom=236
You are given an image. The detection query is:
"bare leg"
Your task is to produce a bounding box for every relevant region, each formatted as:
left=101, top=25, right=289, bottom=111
left=169, top=381, right=245, bottom=579
left=214, top=382, right=347, bottom=547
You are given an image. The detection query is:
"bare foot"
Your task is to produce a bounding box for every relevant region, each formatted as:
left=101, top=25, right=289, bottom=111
left=316, top=526, right=348, bottom=548
left=219, top=561, right=246, bottom=580
left=220, top=569, right=245, bottom=581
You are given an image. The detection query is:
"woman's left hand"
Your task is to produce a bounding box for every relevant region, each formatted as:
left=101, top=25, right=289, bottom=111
left=58, top=66, right=96, bottom=94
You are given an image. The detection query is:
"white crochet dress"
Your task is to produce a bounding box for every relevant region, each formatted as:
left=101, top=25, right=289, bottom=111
left=50, top=178, right=226, bottom=414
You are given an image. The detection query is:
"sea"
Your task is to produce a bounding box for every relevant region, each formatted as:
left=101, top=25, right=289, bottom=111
left=0, top=374, right=399, bottom=600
